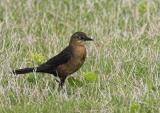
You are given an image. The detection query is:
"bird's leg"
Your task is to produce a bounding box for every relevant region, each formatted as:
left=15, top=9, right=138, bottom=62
left=58, top=76, right=68, bottom=98
left=55, top=77, right=60, bottom=83
left=58, top=76, right=67, bottom=90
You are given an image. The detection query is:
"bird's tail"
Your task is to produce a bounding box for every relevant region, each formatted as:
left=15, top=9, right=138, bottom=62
left=12, top=67, right=35, bottom=74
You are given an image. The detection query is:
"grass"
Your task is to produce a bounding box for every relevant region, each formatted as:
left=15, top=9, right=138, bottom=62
left=0, top=0, right=160, bottom=112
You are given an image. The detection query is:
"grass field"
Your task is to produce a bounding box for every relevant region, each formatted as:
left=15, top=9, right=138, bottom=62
left=0, top=0, right=160, bottom=113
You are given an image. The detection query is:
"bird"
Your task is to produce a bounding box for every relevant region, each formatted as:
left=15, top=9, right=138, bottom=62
left=12, top=32, right=93, bottom=88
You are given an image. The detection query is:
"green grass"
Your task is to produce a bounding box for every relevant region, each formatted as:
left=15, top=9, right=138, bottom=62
left=0, top=0, right=160, bottom=112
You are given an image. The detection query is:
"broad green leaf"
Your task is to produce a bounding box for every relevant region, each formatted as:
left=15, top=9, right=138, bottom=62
left=26, top=74, right=36, bottom=83
left=84, top=72, right=97, bottom=81
left=68, top=77, right=83, bottom=87
left=138, top=1, right=147, bottom=15
left=130, top=102, right=139, bottom=113
left=30, top=53, right=45, bottom=64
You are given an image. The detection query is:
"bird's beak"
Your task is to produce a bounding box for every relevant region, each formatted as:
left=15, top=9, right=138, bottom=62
left=85, top=37, right=93, bottom=41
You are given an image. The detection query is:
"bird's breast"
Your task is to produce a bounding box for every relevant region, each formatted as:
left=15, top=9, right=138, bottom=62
left=57, top=45, right=86, bottom=76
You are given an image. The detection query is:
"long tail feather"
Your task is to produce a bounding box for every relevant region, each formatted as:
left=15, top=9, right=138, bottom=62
left=12, top=67, right=35, bottom=74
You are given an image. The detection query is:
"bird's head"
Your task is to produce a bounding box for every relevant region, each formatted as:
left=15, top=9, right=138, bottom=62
left=70, top=32, right=93, bottom=45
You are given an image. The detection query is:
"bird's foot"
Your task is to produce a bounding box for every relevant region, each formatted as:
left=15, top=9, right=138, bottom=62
left=55, top=77, right=60, bottom=83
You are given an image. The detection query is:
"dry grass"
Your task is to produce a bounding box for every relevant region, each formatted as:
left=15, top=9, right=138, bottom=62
left=0, top=0, right=160, bottom=112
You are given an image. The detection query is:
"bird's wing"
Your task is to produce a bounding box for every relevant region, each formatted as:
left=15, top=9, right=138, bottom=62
left=36, top=46, right=72, bottom=73
left=45, top=46, right=72, bottom=66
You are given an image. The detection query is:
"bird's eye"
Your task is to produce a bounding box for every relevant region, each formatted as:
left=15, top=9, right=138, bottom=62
left=78, top=36, right=82, bottom=40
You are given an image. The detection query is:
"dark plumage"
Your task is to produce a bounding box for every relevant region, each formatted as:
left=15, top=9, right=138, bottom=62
left=12, top=32, right=93, bottom=88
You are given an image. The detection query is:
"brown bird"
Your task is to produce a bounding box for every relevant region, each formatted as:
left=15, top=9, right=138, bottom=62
left=12, top=32, right=93, bottom=88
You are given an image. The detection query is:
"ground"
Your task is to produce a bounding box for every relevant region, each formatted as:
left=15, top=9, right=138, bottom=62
left=0, top=0, right=160, bottom=113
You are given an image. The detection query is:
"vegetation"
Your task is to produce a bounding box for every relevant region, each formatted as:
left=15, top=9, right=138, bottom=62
left=0, top=0, right=160, bottom=112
